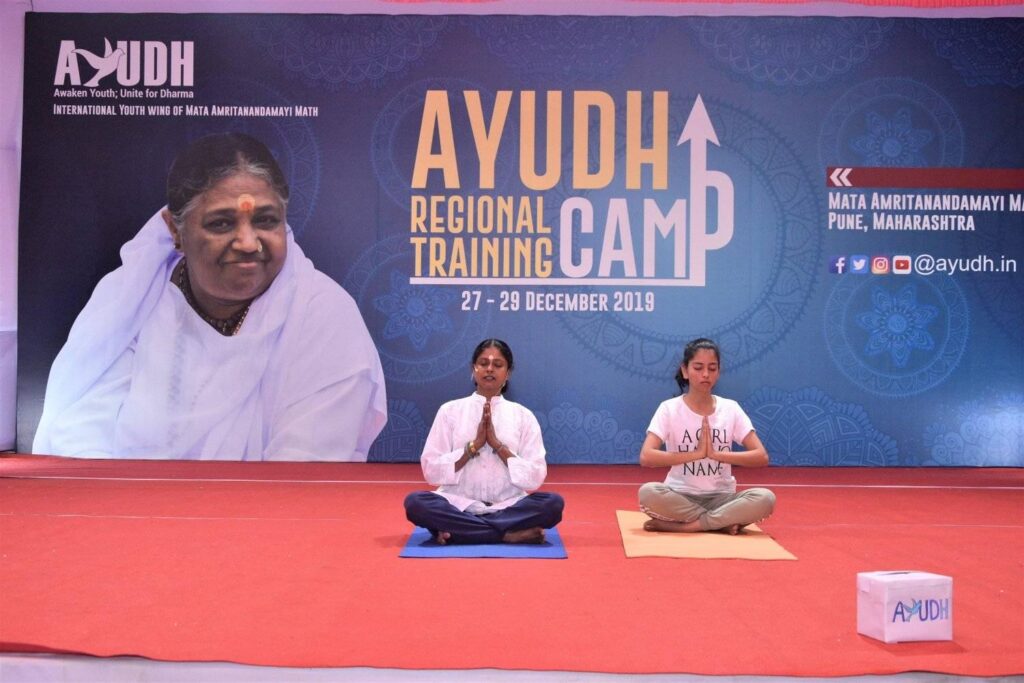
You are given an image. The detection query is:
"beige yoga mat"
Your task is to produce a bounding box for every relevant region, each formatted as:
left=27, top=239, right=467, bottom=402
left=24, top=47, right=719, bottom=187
left=616, top=510, right=797, bottom=560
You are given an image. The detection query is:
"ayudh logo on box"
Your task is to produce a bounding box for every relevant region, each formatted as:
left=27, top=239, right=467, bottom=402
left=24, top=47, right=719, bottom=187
left=892, top=598, right=950, bottom=623
left=53, top=38, right=194, bottom=89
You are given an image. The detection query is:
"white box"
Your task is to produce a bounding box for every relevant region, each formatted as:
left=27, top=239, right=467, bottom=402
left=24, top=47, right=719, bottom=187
left=857, top=571, right=953, bottom=643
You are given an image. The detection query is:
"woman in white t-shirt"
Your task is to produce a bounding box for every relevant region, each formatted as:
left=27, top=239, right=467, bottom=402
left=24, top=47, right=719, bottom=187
left=638, top=338, right=775, bottom=534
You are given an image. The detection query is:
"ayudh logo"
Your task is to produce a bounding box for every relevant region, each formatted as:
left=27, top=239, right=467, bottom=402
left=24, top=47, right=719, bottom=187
left=53, top=38, right=194, bottom=88
left=892, top=598, right=950, bottom=623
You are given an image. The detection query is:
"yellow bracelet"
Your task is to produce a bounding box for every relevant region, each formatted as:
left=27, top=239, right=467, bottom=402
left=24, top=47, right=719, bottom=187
left=466, top=441, right=478, bottom=456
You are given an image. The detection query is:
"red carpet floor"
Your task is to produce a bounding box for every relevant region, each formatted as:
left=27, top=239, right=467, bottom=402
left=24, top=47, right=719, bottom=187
left=1, top=455, right=1021, bottom=676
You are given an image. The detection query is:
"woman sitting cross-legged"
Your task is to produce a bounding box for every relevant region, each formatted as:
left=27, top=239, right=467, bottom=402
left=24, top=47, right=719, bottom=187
left=639, top=337, right=775, bottom=535
left=404, top=339, right=564, bottom=545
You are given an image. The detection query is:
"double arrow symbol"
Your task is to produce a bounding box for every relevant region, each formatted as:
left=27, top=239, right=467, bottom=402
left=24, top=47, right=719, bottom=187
left=825, top=166, right=1024, bottom=189
left=829, top=167, right=853, bottom=187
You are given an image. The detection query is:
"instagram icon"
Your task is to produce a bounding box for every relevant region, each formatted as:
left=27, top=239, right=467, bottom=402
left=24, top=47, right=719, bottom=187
left=871, top=256, right=890, bottom=274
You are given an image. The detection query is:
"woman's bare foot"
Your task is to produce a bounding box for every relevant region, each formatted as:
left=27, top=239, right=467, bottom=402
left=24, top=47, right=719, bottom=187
left=503, top=527, right=545, bottom=544
left=642, top=518, right=702, bottom=533
left=435, top=531, right=451, bottom=545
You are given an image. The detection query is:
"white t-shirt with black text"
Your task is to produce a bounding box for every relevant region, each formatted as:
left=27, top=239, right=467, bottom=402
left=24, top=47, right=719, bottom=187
left=646, top=395, right=755, bottom=494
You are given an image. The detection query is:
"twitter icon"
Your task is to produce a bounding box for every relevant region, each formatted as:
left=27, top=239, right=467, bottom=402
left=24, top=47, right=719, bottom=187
left=849, top=255, right=869, bottom=274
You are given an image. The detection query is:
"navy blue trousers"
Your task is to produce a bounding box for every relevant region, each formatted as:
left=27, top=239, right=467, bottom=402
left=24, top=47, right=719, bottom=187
left=404, top=491, right=565, bottom=544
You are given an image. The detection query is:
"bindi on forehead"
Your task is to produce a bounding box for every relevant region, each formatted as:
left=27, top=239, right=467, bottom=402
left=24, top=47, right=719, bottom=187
left=237, top=193, right=256, bottom=214
left=477, top=351, right=506, bottom=364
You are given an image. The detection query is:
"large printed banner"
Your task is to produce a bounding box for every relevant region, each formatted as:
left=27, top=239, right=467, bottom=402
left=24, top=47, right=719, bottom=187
left=18, top=14, right=1024, bottom=465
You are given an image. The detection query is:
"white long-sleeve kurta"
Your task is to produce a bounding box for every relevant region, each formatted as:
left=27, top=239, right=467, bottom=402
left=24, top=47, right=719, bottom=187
left=420, top=393, right=547, bottom=514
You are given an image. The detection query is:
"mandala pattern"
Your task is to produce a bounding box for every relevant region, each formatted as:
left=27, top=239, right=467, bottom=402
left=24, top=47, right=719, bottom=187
left=849, top=108, right=935, bottom=167
left=185, top=78, right=320, bottom=236
left=745, top=387, right=899, bottom=466
left=914, top=20, right=1024, bottom=88
left=967, top=217, right=1024, bottom=347
left=465, top=16, right=658, bottom=83
left=967, top=115, right=1024, bottom=346
left=688, top=17, right=893, bottom=87
left=824, top=275, right=969, bottom=396
left=856, top=284, right=938, bottom=368
left=375, top=271, right=456, bottom=352
left=253, top=16, right=448, bottom=91
left=344, top=235, right=492, bottom=384
left=369, top=399, right=430, bottom=463
left=921, top=393, right=1024, bottom=466
left=371, top=78, right=518, bottom=212
left=819, top=78, right=964, bottom=170
left=558, top=96, right=822, bottom=379
left=537, top=399, right=645, bottom=464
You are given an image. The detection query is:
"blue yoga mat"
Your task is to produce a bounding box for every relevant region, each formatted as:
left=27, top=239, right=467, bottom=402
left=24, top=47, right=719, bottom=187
left=399, top=526, right=567, bottom=558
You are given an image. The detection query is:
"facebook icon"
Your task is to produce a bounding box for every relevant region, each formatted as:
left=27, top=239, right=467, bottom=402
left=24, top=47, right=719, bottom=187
left=829, top=256, right=847, bottom=274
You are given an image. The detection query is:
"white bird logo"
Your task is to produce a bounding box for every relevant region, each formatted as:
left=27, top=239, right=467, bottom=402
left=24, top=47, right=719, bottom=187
left=72, top=38, right=124, bottom=87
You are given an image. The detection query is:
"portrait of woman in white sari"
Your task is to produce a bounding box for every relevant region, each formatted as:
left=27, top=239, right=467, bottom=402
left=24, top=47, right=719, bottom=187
left=33, top=133, right=387, bottom=461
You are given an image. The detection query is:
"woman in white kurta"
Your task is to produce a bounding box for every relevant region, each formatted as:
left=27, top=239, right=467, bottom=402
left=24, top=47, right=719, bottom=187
left=32, top=133, right=386, bottom=460
left=638, top=338, right=775, bottom=534
left=404, top=339, right=564, bottom=544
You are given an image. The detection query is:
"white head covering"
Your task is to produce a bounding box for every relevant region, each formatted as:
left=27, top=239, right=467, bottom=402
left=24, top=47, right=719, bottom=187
left=34, top=210, right=180, bottom=448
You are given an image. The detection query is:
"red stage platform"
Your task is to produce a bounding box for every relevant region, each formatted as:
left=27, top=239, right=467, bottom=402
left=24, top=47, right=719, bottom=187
left=1, top=456, right=1021, bottom=677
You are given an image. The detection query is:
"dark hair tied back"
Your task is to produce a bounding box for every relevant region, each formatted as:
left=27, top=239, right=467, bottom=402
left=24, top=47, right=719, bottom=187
left=166, top=132, right=289, bottom=215
left=472, top=338, right=514, bottom=395
left=674, top=338, right=720, bottom=393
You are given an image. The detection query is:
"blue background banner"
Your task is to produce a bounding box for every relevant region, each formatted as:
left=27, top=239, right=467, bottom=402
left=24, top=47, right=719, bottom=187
left=18, top=13, right=1024, bottom=465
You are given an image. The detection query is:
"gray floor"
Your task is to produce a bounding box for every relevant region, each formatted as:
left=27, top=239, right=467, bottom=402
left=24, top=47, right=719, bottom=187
left=1, top=655, right=1021, bottom=683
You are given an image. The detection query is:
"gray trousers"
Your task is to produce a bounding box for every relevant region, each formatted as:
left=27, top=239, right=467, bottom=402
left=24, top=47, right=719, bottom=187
left=639, top=482, right=776, bottom=531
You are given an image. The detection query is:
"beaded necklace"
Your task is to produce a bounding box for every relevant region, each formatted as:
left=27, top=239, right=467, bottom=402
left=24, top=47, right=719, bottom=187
left=175, top=259, right=251, bottom=336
